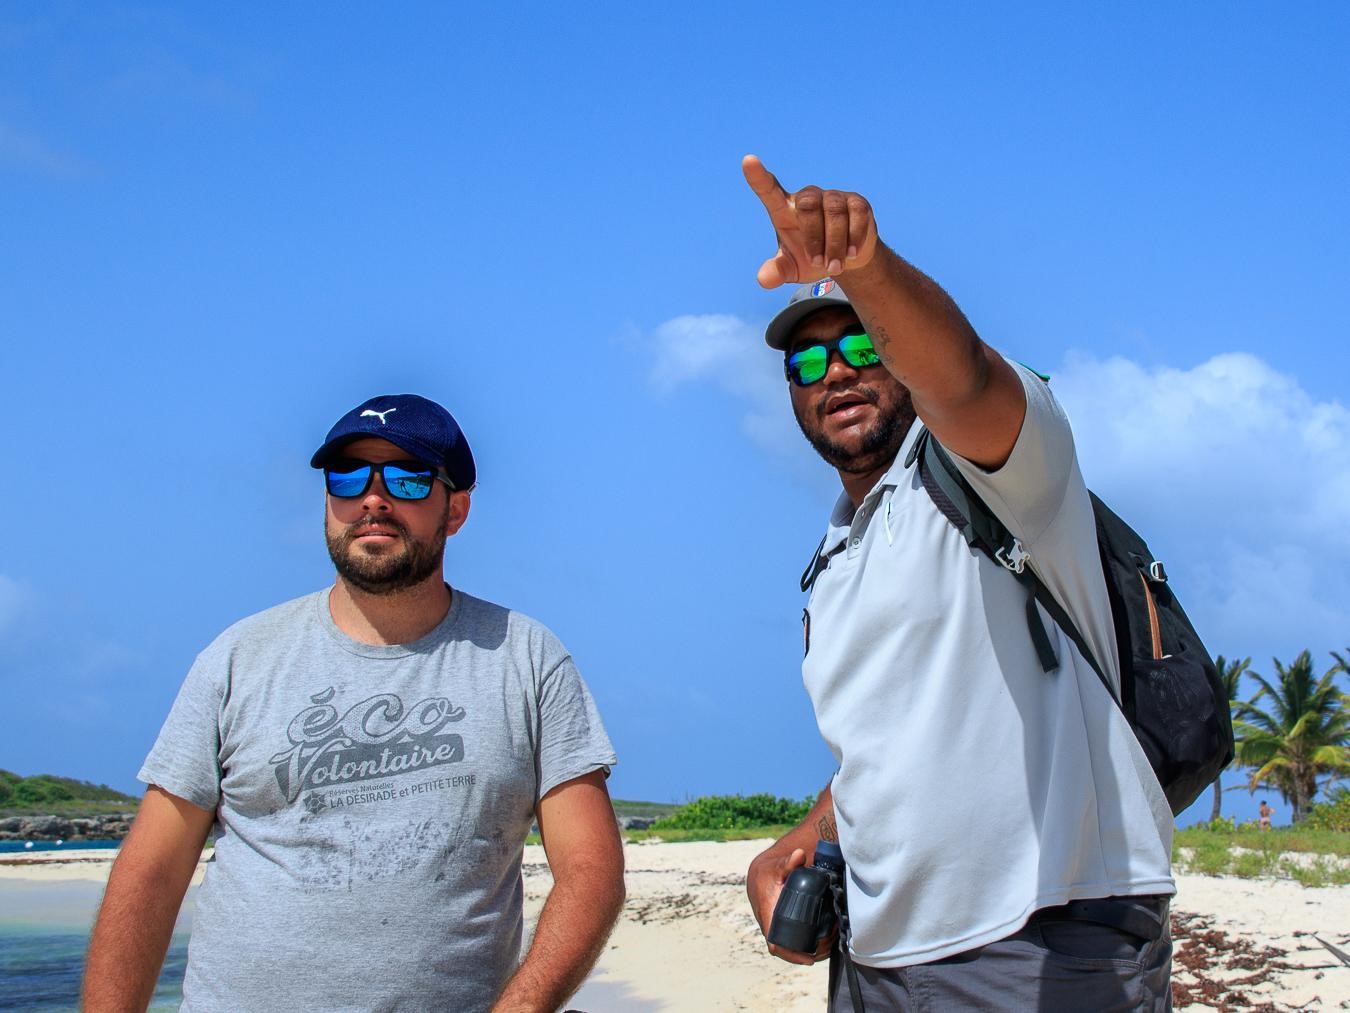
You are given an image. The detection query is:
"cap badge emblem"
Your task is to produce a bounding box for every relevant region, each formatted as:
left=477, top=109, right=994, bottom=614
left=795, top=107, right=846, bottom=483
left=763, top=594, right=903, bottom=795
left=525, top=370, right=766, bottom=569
left=811, top=279, right=836, bottom=297
left=360, top=408, right=397, bottom=425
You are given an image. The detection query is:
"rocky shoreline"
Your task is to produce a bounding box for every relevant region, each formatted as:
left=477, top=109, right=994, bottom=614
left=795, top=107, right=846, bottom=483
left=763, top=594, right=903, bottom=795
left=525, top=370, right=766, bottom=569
left=0, top=813, right=135, bottom=842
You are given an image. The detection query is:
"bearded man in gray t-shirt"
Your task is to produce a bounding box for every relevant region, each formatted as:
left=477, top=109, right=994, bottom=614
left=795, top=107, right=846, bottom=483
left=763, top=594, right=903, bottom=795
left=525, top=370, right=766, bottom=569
left=83, top=394, right=624, bottom=1012
left=740, top=157, right=1175, bottom=1011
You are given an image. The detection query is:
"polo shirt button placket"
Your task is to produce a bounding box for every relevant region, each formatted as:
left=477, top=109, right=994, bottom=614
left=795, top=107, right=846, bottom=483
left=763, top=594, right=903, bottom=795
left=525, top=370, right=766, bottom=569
left=848, top=503, right=874, bottom=556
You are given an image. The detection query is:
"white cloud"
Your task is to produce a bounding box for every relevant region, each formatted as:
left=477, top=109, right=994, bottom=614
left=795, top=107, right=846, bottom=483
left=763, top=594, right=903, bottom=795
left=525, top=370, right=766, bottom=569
left=1040, top=352, right=1350, bottom=661
left=648, top=313, right=826, bottom=482
left=651, top=314, right=1350, bottom=661
left=1052, top=352, right=1350, bottom=546
left=649, top=313, right=773, bottom=402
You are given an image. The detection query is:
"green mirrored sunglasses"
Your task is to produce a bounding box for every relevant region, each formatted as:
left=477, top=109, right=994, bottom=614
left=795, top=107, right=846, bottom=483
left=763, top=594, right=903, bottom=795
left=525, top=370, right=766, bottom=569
left=784, top=331, right=881, bottom=386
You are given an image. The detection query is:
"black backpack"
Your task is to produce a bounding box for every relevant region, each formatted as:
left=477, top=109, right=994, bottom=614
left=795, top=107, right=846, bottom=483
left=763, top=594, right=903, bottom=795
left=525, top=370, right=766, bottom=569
left=907, top=428, right=1233, bottom=816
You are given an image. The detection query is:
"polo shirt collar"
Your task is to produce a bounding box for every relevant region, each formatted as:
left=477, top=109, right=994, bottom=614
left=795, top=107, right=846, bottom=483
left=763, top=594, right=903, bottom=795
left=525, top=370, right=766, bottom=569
left=820, top=420, right=926, bottom=553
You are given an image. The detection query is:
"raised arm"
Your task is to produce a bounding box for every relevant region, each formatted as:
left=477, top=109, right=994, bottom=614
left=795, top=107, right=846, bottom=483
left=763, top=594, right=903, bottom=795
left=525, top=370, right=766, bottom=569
left=746, top=782, right=837, bottom=965
left=490, top=770, right=625, bottom=1013
left=82, top=785, right=215, bottom=1012
left=743, top=154, right=1026, bottom=469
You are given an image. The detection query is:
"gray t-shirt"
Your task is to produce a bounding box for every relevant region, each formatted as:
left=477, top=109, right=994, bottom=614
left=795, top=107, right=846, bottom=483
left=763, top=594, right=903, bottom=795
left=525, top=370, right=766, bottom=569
left=140, top=587, right=616, bottom=1012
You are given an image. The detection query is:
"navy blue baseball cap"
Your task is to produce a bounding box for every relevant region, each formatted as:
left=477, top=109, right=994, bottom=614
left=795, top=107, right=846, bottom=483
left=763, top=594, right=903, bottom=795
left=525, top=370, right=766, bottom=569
left=310, top=394, right=476, bottom=491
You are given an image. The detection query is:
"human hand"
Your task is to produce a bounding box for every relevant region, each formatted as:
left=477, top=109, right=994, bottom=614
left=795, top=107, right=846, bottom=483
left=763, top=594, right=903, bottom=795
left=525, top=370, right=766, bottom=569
left=742, top=154, right=880, bottom=290
left=746, top=846, right=836, bottom=965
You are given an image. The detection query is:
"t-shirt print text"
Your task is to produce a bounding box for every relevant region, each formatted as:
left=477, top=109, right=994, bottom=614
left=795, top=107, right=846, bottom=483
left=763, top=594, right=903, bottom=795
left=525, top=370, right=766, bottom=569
left=269, top=686, right=467, bottom=803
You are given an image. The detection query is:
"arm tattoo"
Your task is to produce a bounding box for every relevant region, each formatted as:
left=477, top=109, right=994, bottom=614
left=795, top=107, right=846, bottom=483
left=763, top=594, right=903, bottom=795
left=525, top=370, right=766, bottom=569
left=816, top=814, right=838, bottom=843
left=867, top=320, right=894, bottom=358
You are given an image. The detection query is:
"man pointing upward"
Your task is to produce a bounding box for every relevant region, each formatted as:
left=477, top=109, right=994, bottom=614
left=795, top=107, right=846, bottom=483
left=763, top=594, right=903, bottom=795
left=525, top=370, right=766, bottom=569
left=741, top=156, right=1175, bottom=1011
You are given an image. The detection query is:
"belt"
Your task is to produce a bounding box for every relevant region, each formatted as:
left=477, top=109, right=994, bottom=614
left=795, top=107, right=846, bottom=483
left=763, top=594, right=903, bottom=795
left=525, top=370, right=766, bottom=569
left=1031, top=896, right=1167, bottom=942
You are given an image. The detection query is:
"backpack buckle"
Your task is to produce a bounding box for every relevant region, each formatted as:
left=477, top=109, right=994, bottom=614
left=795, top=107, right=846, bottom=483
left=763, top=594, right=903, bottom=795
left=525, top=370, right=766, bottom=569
left=996, top=541, right=1031, bottom=574
left=1149, top=560, right=1168, bottom=583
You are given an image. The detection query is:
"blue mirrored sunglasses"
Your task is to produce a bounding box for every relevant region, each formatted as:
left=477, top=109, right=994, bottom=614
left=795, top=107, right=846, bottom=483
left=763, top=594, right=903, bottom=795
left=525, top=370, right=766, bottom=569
left=323, top=459, right=454, bottom=501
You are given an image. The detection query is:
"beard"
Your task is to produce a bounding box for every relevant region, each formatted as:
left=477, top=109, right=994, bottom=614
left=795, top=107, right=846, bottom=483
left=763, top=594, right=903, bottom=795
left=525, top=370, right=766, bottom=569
left=326, top=502, right=449, bottom=596
left=793, top=382, right=916, bottom=475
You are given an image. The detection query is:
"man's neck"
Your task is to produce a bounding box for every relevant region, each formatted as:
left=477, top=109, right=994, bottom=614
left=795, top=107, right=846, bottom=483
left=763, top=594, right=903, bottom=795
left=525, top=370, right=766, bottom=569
left=840, top=457, right=896, bottom=508
left=836, top=415, right=914, bottom=508
left=328, top=576, right=453, bottom=646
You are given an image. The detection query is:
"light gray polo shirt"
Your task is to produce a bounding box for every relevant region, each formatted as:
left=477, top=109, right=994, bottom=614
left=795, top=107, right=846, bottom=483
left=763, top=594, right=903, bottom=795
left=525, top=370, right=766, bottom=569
left=801, top=363, right=1173, bottom=967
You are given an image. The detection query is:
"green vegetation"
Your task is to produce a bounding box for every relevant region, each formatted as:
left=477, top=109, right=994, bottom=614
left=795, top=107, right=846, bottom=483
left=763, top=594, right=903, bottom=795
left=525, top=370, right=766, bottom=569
left=624, top=824, right=797, bottom=844
left=1233, top=650, right=1350, bottom=823
left=1280, top=856, right=1350, bottom=888
left=1203, top=648, right=1349, bottom=826
left=1176, top=822, right=1350, bottom=859
left=1179, top=832, right=1235, bottom=877
left=1208, top=655, right=1252, bottom=822
left=1303, top=787, right=1350, bottom=833
left=650, top=793, right=813, bottom=831
left=0, top=768, right=138, bottom=816
left=1169, top=648, right=1350, bottom=885
left=1172, top=822, right=1350, bottom=884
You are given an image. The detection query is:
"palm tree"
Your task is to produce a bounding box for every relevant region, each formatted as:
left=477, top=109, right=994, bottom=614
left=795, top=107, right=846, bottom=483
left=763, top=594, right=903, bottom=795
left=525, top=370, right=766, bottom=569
left=1236, top=651, right=1350, bottom=823
left=1210, top=655, right=1251, bottom=822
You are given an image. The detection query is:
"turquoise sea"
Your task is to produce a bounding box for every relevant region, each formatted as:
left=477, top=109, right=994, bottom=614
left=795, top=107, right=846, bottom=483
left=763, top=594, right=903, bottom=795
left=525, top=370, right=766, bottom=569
left=0, top=844, right=650, bottom=1010
left=0, top=848, right=189, bottom=1011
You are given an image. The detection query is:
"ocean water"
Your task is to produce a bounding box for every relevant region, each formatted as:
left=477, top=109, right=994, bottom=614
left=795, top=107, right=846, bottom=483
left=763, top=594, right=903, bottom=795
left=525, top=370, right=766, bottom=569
left=0, top=878, right=189, bottom=1010
left=0, top=926, right=187, bottom=1011
left=0, top=875, right=653, bottom=1010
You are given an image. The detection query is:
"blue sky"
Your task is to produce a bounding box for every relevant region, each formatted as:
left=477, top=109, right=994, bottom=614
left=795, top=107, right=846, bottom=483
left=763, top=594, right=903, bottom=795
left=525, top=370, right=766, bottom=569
left=2, top=3, right=1347, bottom=828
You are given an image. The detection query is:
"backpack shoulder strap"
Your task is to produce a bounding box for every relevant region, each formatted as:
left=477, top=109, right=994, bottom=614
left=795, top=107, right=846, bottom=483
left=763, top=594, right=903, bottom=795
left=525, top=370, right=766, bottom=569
left=913, top=429, right=1120, bottom=704
left=801, top=531, right=851, bottom=594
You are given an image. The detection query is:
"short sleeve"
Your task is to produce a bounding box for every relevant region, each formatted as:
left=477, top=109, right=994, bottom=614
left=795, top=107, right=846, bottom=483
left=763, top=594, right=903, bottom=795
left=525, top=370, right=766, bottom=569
left=948, top=360, right=1078, bottom=544
left=534, top=654, right=617, bottom=801
left=945, top=359, right=1121, bottom=694
left=137, top=651, right=225, bottom=813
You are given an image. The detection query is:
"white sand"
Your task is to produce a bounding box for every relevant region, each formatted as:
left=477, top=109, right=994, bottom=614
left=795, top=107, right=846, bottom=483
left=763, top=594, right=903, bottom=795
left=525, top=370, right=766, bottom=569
left=1169, top=871, right=1349, bottom=1011
left=4, top=841, right=1347, bottom=1010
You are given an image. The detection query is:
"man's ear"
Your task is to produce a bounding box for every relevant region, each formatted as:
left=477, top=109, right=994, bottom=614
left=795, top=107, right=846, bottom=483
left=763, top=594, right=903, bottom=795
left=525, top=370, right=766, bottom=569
left=445, top=491, right=471, bottom=536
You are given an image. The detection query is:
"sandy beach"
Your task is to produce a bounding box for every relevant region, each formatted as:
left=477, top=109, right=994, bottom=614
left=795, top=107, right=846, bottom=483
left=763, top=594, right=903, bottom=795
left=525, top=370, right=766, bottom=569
left=3, top=840, right=1347, bottom=1010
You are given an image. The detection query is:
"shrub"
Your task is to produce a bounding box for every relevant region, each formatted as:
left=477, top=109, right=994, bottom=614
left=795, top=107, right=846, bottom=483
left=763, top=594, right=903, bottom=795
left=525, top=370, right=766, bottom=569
left=652, top=793, right=814, bottom=830
left=1279, top=856, right=1350, bottom=888
left=1303, top=788, right=1350, bottom=833
left=0, top=773, right=136, bottom=810
left=1182, top=836, right=1232, bottom=876
left=12, top=776, right=75, bottom=805
left=1230, top=847, right=1280, bottom=879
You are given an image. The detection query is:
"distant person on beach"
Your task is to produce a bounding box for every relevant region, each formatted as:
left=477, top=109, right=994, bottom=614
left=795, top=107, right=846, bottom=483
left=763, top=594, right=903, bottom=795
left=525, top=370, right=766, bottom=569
left=739, top=156, right=1174, bottom=1010
left=1260, top=800, right=1274, bottom=829
left=82, top=394, right=624, bottom=1012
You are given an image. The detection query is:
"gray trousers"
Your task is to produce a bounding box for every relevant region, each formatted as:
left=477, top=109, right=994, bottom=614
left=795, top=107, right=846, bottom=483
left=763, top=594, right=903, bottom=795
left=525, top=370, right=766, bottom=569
left=828, top=896, right=1172, bottom=1013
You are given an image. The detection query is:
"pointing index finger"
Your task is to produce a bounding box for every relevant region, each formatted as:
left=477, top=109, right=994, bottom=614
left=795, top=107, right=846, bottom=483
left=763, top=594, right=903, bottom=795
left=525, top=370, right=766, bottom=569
left=742, top=154, right=793, bottom=220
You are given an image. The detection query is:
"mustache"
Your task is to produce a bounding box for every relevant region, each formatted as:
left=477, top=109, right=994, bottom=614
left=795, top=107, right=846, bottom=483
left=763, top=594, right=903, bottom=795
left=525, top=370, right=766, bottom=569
left=338, top=517, right=410, bottom=544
